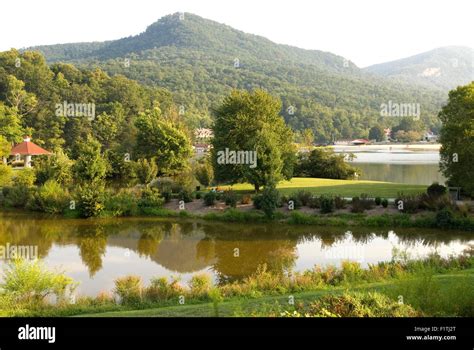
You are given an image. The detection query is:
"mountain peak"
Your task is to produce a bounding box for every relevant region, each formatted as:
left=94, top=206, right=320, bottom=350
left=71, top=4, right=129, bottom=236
left=365, top=46, right=474, bottom=90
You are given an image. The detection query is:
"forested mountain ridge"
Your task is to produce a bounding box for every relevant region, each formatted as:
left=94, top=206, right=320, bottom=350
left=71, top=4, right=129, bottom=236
left=364, top=46, right=474, bottom=91
left=29, top=13, right=359, bottom=73
left=24, top=13, right=448, bottom=142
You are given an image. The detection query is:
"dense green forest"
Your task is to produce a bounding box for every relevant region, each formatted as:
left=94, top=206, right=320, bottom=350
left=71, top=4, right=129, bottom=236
left=0, top=49, right=178, bottom=154
left=28, top=13, right=448, bottom=142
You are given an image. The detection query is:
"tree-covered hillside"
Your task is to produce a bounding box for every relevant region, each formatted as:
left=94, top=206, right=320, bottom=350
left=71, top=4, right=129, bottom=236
left=0, top=49, right=177, bottom=154
left=26, top=13, right=448, bottom=142
left=365, top=46, right=474, bottom=91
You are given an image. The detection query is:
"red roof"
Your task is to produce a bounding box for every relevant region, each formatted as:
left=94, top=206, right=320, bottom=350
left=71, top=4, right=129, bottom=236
left=10, top=140, right=52, bottom=156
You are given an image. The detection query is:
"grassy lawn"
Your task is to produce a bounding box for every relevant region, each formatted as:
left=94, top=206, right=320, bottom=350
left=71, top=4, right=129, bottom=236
left=77, top=269, right=474, bottom=317
left=221, top=178, right=426, bottom=198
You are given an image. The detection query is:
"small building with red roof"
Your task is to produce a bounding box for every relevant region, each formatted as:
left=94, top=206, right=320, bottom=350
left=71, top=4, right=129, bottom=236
left=10, top=136, right=52, bottom=168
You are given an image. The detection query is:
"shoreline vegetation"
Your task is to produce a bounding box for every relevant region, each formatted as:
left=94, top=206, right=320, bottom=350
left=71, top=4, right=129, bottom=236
left=1, top=250, right=473, bottom=317
left=1, top=177, right=473, bottom=231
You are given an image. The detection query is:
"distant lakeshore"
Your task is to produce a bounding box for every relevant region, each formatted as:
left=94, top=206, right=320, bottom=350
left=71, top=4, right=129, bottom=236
left=331, top=143, right=441, bottom=152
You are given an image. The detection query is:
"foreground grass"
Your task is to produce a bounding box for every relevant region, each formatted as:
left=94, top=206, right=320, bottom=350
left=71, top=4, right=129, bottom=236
left=78, top=269, right=474, bottom=317
left=225, top=178, right=426, bottom=198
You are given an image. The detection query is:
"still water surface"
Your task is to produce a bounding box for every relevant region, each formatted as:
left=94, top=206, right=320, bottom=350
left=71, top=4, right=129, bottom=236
left=1, top=212, right=472, bottom=297
left=336, top=148, right=445, bottom=185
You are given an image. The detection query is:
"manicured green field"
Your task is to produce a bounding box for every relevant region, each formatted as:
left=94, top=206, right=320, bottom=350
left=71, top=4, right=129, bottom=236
left=222, top=178, right=427, bottom=198
left=78, top=269, right=474, bottom=317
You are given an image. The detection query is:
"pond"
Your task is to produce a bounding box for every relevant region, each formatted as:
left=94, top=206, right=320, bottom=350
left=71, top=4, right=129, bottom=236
left=1, top=212, right=472, bottom=297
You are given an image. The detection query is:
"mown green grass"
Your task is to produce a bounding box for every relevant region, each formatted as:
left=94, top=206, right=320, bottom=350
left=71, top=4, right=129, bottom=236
left=223, top=178, right=426, bottom=198
left=77, top=269, right=474, bottom=317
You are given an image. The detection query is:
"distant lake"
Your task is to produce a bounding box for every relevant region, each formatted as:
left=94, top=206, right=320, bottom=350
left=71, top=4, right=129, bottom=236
left=333, top=146, right=445, bottom=185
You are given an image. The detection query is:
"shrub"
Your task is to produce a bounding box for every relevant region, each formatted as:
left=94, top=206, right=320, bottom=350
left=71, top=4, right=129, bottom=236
left=104, top=190, right=139, bottom=216
left=2, top=185, right=32, bottom=208
left=320, top=196, right=334, bottom=214
left=284, top=195, right=302, bottom=209
left=254, top=185, right=280, bottom=218
left=381, top=198, right=389, bottom=208
left=427, top=183, right=447, bottom=198
left=334, top=196, right=346, bottom=209
left=76, top=181, right=105, bottom=218
left=307, top=292, right=418, bottom=317
left=395, top=194, right=419, bottom=213
left=204, top=191, right=217, bottom=206
left=12, top=169, right=36, bottom=187
left=114, top=276, right=142, bottom=305
left=0, top=164, right=13, bottom=187
left=308, top=196, right=320, bottom=209
left=339, top=261, right=365, bottom=283
left=138, top=188, right=164, bottom=209
left=173, top=170, right=198, bottom=194
left=223, top=190, right=237, bottom=208
left=153, top=178, right=173, bottom=193
left=194, top=161, right=213, bottom=187
left=389, top=268, right=474, bottom=316
left=144, top=276, right=184, bottom=302
left=134, top=158, right=158, bottom=186
left=1, top=258, right=77, bottom=306
left=419, top=193, right=452, bottom=211
left=34, top=150, right=73, bottom=186
left=189, top=273, right=213, bottom=298
left=456, top=203, right=471, bottom=217
left=280, top=193, right=305, bottom=209
left=178, top=189, right=194, bottom=203
left=35, top=180, right=70, bottom=214
left=241, top=195, right=252, bottom=205
left=295, top=190, right=313, bottom=206
left=295, top=148, right=360, bottom=180
left=375, top=197, right=382, bottom=206
left=209, top=288, right=224, bottom=317
left=161, top=190, right=172, bottom=203
left=435, top=208, right=455, bottom=228
left=351, top=195, right=374, bottom=213
left=195, top=192, right=202, bottom=200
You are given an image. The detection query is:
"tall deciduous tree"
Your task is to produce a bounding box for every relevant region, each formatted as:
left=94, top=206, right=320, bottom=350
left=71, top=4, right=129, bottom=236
left=0, top=102, right=23, bottom=143
left=73, top=134, right=108, bottom=183
left=439, top=82, right=474, bottom=196
left=134, top=107, right=192, bottom=176
left=212, top=89, right=295, bottom=191
left=135, top=158, right=158, bottom=186
left=0, top=135, right=10, bottom=163
left=368, top=125, right=385, bottom=142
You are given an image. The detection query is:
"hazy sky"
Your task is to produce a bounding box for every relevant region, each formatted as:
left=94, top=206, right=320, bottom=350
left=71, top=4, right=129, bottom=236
left=1, top=0, right=472, bottom=67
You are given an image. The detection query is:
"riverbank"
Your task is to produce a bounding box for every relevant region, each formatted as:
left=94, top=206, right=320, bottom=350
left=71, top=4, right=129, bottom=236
left=331, top=143, right=441, bottom=152
left=3, top=253, right=473, bottom=317
left=2, top=177, right=472, bottom=230
left=78, top=269, right=474, bottom=317
left=140, top=206, right=474, bottom=231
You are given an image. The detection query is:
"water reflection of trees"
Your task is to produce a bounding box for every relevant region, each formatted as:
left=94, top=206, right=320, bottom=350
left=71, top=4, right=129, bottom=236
left=200, top=223, right=298, bottom=284
left=136, top=226, right=164, bottom=258
left=77, top=225, right=107, bottom=277
left=0, top=213, right=472, bottom=281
